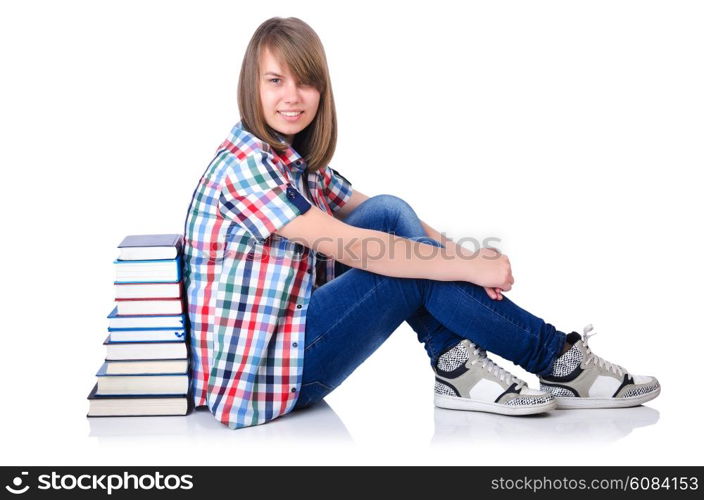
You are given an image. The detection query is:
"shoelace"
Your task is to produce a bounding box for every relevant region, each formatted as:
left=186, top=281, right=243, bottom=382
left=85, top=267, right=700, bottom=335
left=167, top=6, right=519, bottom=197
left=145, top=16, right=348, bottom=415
left=469, top=344, right=527, bottom=390
left=581, top=324, right=628, bottom=377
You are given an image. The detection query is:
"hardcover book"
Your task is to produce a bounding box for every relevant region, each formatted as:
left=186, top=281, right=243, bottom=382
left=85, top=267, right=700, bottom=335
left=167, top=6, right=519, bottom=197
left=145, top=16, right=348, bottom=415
left=86, top=384, right=190, bottom=417
left=103, top=335, right=187, bottom=360
left=114, top=281, right=183, bottom=299
left=103, top=359, right=189, bottom=375
left=114, top=298, right=184, bottom=316
left=108, top=329, right=186, bottom=343
left=95, top=362, right=188, bottom=395
left=114, top=257, right=182, bottom=283
left=117, top=234, right=184, bottom=261
left=107, top=306, right=185, bottom=330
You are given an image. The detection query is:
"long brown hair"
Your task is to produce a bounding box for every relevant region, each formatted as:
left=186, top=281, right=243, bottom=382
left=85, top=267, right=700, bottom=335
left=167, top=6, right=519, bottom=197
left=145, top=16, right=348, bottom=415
left=238, top=17, right=337, bottom=173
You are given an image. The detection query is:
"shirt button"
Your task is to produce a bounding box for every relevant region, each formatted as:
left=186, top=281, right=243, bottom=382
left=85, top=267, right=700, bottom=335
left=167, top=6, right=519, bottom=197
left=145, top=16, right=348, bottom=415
left=296, top=304, right=302, bottom=309
left=291, top=387, right=297, bottom=393
left=295, top=160, right=301, bottom=165
left=292, top=342, right=298, bottom=348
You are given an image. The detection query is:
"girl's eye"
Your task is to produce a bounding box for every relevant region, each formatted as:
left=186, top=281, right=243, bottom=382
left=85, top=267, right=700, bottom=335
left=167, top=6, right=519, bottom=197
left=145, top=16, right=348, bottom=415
left=269, top=78, right=281, bottom=84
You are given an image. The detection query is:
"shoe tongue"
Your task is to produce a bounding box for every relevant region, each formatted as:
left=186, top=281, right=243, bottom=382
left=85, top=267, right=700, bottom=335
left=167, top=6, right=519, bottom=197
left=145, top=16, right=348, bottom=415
left=557, top=336, right=584, bottom=362
left=565, top=331, right=582, bottom=346
left=467, top=345, right=488, bottom=363
left=462, top=342, right=525, bottom=386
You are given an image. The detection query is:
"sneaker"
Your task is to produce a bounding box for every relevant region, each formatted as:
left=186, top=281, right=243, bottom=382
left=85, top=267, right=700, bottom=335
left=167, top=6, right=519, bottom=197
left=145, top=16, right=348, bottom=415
left=539, top=324, right=661, bottom=409
left=434, top=339, right=557, bottom=416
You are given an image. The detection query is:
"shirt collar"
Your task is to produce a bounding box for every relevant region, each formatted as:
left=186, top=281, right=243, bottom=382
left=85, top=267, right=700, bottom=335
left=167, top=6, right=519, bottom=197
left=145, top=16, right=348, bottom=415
left=271, top=130, right=307, bottom=173
left=231, top=121, right=309, bottom=173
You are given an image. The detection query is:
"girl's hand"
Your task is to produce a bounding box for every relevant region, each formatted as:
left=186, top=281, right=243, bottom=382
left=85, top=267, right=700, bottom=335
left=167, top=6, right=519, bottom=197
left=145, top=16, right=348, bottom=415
left=466, top=247, right=514, bottom=295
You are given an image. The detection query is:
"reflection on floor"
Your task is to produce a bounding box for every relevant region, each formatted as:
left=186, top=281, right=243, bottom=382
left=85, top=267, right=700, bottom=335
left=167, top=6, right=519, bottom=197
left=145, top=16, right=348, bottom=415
left=431, top=405, right=660, bottom=445
left=89, top=399, right=659, bottom=449
left=88, top=400, right=354, bottom=444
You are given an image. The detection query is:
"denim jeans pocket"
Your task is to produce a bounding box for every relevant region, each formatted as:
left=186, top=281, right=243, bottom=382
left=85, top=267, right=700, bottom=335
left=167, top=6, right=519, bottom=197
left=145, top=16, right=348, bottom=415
left=294, top=381, right=333, bottom=409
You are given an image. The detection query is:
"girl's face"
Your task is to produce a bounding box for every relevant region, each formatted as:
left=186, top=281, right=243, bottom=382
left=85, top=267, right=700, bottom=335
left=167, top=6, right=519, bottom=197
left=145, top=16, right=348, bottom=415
left=259, top=47, right=321, bottom=145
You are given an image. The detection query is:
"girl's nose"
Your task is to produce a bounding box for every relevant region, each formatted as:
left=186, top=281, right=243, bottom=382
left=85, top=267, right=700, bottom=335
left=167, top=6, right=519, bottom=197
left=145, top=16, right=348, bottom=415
left=283, top=82, right=300, bottom=103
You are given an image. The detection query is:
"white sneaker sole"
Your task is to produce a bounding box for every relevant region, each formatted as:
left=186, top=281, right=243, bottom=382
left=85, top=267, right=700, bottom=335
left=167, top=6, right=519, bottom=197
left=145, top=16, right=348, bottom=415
left=434, top=393, right=557, bottom=416
left=554, top=386, right=661, bottom=409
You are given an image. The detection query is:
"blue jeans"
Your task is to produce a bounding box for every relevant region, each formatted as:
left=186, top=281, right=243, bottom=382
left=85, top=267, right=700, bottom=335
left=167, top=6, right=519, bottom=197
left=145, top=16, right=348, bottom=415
left=293, top=195, right=568, bottom=409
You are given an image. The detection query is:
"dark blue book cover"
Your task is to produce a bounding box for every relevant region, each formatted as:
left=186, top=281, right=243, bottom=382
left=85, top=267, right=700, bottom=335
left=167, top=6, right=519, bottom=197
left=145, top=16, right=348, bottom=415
left=87, top=383, right=187, bottom=400
left=118, top=234, right=183, bottom=249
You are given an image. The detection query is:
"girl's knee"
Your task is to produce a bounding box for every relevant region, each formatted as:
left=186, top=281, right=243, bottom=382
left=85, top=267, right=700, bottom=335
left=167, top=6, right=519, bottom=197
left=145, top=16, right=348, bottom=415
left=368, top=193, right=412, bottom=210
left=363, top=194, right=417, bottom=222
left=345, top=194, right=423, bottom=236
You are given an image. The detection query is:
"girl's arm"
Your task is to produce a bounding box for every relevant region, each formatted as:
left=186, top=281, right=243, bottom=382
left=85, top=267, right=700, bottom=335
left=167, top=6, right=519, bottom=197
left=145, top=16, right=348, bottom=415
left=333, top=189, right=370, bottom=220
left=420, top=219, right=506, bottom=300
left=276, top=206, right=514, bottom=291
left=334, top=191, right=506, bottom=299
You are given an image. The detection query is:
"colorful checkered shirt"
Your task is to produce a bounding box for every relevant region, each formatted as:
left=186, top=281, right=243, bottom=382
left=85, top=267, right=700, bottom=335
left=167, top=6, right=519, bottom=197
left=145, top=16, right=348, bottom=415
left=183, top=121, right=353, bottom=429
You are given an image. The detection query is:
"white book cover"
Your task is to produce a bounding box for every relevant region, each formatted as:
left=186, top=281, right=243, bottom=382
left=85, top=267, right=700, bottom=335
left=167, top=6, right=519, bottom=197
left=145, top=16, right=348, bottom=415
left=114, top=258, right=181, bottom=283
left=103, top=336, right=187, bottom=360
left=96, top=375, right=188, bottom=395
left=104, top=359, right=189, bottom=375
left=114, top=282, right=182, bottom=299
left=115, top=299, right=183, bottom=316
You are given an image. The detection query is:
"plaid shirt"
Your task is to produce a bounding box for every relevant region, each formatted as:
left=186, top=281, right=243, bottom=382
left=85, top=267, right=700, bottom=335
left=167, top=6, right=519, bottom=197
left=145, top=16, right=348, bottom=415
left=183, top=121, right=352, bottom=429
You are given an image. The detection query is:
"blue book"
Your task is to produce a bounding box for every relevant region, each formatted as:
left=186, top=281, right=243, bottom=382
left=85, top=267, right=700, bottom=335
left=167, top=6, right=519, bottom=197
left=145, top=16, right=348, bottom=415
left=108, top=328, right=186, bottom=343
left=107, top=306, right=185, bottom=330
left=114, top=256, right=182, bottom=283
left=117, top=234, right=183, bottom=260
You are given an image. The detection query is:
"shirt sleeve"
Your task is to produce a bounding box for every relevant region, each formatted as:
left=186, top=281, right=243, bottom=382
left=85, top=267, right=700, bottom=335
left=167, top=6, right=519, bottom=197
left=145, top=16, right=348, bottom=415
left=321, top=166, right=353, bottom=212
left=218, top=150, right=312, bottom=242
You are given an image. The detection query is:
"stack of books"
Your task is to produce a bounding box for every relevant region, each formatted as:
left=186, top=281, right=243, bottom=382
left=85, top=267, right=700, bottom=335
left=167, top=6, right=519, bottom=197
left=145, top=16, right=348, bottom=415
left=87, top=234, right=191, bottom=417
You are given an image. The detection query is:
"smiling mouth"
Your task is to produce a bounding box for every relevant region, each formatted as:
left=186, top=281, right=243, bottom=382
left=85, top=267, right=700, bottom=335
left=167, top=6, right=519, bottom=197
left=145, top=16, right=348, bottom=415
left=278, top=111, right=303, bottom=117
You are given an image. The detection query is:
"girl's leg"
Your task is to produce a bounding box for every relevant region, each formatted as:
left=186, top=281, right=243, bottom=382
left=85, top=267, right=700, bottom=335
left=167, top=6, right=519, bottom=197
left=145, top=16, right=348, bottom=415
left=294, top=195, right=568, bottom=409
left=333, top=195, right=465, bottom=367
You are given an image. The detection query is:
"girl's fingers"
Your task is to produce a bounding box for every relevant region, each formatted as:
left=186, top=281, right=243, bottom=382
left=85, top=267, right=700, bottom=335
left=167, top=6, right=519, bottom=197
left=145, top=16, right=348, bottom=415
left=484, top=286, right=508, bottom=300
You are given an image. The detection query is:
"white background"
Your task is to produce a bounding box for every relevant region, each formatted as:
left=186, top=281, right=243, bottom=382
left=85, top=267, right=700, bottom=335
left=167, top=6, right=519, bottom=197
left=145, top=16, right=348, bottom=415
left=1, top=0, right=702, bottom=466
